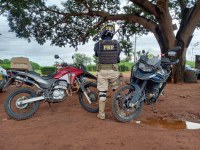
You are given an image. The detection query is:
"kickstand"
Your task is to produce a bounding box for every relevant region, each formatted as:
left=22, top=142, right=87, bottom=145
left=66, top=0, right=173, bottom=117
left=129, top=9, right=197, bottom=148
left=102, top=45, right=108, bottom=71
left=151, top=104, right=157, bottom=113
left=48, top=102, right=54, bottom=112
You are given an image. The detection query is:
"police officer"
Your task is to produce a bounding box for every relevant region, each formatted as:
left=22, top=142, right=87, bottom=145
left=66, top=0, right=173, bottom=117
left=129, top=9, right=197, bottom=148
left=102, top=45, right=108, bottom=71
left=94, top=23, right=121, bottom=120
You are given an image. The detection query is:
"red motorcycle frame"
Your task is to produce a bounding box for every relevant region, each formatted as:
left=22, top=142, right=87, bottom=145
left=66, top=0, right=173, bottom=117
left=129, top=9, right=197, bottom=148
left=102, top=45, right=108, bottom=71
left=4, top=55, right=99, bottom=120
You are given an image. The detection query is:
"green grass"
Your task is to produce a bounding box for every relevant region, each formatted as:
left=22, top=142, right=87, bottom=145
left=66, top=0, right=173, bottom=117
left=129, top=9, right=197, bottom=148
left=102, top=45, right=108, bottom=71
left=88, top=71, right=97, bottom=75
left=186, top=60, right=195, bottom=68
left=119, top=62, right=134, bottom=69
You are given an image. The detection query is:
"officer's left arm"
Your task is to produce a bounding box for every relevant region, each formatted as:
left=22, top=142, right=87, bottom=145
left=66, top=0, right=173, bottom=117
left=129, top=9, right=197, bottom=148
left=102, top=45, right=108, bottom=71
left=94, top=43, right=99, bottom=57
left=117, top=42, right=122, bottom=63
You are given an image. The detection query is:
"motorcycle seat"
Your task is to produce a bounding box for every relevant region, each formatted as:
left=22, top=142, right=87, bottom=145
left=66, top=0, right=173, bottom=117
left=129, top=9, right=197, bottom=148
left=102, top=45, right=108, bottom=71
left=27, top=71, right=57, bottom=80
left=42, top=72, right=57, bottom=80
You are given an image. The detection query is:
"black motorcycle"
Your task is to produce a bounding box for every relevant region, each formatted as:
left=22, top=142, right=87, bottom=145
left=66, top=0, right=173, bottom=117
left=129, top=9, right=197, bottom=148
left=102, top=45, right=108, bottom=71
left=112, top=46, right=181, bottom=122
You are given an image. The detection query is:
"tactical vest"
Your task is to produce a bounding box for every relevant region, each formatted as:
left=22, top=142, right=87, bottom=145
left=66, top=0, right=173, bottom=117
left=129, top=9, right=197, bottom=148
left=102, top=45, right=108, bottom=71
left=98, top=40, right=120, bottom=64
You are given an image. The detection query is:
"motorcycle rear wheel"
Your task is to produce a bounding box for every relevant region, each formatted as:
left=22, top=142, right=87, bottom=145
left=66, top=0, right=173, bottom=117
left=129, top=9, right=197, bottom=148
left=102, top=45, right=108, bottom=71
left=4, top=88, right=40, bottom=120
left=112, top=85, right=144, bottom=122
left=78, top=82, right=99, bottom=113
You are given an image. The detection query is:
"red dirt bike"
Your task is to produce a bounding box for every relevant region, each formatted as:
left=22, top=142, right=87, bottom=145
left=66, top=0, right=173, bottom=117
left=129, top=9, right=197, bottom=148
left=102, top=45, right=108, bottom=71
left=4, top=55, right=99, bottom=120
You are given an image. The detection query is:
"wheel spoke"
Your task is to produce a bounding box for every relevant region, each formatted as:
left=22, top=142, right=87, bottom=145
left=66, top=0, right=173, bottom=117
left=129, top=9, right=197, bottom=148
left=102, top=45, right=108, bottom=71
left=112, top=85, right=144, bottom=122
left=4, top=88, right=40, bottom=120
left=79, top=83, right=99, bottom=113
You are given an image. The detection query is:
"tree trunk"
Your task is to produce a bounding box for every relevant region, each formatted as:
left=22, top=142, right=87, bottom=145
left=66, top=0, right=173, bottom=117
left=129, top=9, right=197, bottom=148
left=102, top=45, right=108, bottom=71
left=173, top=48, right=187, bottom=83
left=173, top=3, right=200, bottom=83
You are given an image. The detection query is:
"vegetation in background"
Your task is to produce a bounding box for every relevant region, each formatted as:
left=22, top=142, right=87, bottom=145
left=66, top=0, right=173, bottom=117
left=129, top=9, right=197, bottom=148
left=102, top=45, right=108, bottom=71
left=186, top=60, right=195, bottom=68
left=0, top=55, right=197, bottom=75
left=0, top=59, right=41, bottom=71
left=0, top=59, right=11, bottom=69
left=40, top=66, right=56, bottom=75
left=73, top=53, right=92, bottom=66
left=86, top=61, right=134, bottom=72
left=86, top=65, right=96, bottom=72
left=30, top=61, right=40, bottom=70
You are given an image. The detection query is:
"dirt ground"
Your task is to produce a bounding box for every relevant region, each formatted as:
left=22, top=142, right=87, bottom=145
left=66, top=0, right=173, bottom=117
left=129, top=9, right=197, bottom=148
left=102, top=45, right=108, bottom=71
left=0, top=73, right=200, bottom=150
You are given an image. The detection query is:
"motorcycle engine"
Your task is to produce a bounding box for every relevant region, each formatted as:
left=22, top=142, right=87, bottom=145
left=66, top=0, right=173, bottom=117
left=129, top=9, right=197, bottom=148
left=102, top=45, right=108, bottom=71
left=51, top=81, right=68, bottom=101
left=146, top=81, right=160, bottom=104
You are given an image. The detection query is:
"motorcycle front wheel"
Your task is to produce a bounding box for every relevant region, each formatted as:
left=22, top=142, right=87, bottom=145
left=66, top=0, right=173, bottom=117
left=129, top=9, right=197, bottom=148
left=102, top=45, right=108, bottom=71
left=4, top=88, right=40, bottom=120
left=78, top=82, right=99, bottom=113
left=112, top=85, right=144, bottom=122
left=0, top=79, right=7, bottom=93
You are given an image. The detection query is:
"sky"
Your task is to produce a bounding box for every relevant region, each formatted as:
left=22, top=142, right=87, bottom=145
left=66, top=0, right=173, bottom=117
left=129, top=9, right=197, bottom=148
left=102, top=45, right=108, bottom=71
left=0, top=1, right=200, bottom=66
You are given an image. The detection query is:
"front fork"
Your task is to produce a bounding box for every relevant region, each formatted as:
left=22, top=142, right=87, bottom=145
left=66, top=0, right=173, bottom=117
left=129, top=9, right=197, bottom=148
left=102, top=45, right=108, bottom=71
left=129, top=80, right=147, bottom=108
left=158, top=82, right=167, bottom=97
left=2, top=77, right=15, bottom=91
left=76, top=77, right=92, bottom=104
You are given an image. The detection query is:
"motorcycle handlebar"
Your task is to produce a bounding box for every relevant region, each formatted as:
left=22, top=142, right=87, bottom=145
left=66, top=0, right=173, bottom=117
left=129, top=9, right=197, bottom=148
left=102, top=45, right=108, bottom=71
left=61, top=62, right=68, bottom=67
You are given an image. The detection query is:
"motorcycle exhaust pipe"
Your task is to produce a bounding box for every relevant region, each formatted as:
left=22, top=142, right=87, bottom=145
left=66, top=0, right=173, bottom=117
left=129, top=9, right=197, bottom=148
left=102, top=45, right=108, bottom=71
left=15, top=76, right=34, bottom=86
left=16, top=96, right=45, bottom=105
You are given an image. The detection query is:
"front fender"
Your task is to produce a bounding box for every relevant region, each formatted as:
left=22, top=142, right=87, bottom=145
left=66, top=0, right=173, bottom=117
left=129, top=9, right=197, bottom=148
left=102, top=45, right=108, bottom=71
left=127, top=83, right=142, bottom=104
left=0, top=79, right=7, bottom=90
left=78, top=81, right=97, bottom=93
left=83, top=72, right=97, bottom=80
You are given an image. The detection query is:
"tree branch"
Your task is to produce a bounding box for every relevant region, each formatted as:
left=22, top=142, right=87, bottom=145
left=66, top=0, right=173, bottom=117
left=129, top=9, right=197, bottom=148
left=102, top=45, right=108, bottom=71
left=179, top=1, right=200, bottom=39
left=40, top=5, right=158, bottom=33
left=178, top=0, right=186, bottom=18
left=176, top=0, right=200, bottom=49
left=129, top=0, right=158, bottom=18
left=156, top=0, right=168, bottom=13
left=88, top=12, right=158, bottom=32
left=79, top=19, right=107, bottom=42
left=178, top=0, right=186, bottom=10
left=74, top=0, right=92, bottom=12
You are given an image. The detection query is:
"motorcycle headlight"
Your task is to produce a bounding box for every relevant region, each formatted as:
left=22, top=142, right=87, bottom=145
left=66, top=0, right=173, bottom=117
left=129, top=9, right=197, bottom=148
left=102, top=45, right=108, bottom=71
left=138, top=63, right=153, bottom=72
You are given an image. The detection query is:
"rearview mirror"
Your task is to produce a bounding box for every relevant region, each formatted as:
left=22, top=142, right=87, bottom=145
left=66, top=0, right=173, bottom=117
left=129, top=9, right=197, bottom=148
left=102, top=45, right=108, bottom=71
left=72, top=55, right=74, bottom=59
left=142, top=50, right=145, bottom=54
left=54, top=55, right=60, bottom=59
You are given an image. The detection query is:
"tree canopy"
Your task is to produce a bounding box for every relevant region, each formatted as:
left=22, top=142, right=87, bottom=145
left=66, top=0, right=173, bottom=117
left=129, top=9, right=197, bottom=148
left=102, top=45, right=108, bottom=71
left=0, top=1, right=199, bottom=50
left=1, top=0, right=200, bottom=82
